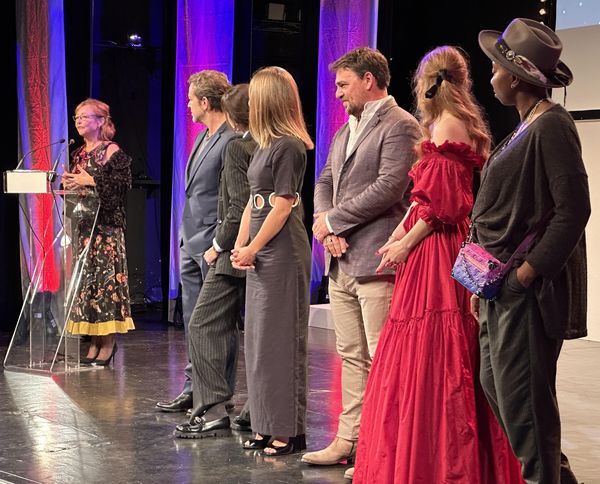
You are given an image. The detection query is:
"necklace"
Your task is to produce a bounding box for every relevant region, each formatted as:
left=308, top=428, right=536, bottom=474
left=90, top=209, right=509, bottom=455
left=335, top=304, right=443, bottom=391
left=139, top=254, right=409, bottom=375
left=501, top=98, right=546, bottom=150
left=84, top=141, right=102, bottom=152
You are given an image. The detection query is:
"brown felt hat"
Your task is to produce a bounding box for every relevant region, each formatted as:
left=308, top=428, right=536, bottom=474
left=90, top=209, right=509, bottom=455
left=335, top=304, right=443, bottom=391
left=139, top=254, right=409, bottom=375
left=479, top=18, right=573, bottom=88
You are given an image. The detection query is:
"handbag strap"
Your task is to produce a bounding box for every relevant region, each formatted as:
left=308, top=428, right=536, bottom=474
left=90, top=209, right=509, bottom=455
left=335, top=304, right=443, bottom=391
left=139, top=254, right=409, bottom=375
left=501, top=211, right=553, bottom=275
left=466, top=223, right=474, bottom=243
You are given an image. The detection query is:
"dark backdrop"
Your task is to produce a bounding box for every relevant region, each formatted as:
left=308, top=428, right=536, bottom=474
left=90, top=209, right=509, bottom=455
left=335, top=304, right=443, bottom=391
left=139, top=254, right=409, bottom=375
left=63, top=0, right=175, bottom=313
left=3, top=1, right=551, bottom=333
left=377, top=0, right=548, bottom=144
left=233, top=0, right=320, bottom=237
left=1, top=1, right=20, bottom=332
left=66, top=0, right=318, bottom=315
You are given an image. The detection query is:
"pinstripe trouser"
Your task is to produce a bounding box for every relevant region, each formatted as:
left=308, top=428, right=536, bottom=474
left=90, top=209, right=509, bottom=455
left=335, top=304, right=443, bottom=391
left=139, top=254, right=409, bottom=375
left=188, top=265, right=245, bottom=412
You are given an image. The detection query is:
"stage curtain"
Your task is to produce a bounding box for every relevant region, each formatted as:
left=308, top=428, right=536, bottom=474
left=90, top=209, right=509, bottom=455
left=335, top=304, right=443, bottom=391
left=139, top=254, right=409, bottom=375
left=16, top=0, right=69, bottom=294
left=168, top=0, right=235, bottom=308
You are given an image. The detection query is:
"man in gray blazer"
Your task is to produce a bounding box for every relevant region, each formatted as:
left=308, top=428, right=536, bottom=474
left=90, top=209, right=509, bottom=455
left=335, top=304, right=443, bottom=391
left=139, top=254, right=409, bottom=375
left=303, top=47, right=420, bottom=466
left=156, top=70, right=237, bottom=412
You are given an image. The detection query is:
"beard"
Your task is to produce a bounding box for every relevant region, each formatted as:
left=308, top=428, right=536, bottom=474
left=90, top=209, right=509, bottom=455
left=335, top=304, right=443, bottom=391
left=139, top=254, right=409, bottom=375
left=343, top=100, right=363, bottom=118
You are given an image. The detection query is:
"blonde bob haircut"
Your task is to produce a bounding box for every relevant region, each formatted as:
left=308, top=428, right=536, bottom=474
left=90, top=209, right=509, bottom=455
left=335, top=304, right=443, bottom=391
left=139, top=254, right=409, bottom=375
left=249, top=66, right=314, bottom=150
left=75, top=98, right=116, bottom=141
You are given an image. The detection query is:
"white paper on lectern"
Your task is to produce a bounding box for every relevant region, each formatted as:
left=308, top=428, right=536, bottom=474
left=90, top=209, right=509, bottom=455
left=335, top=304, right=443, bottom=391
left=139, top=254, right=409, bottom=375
left=3, top=170, right=49, bottom=194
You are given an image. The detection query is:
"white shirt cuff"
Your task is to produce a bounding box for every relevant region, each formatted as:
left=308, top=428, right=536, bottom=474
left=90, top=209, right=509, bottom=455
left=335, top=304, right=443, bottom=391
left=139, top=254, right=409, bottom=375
left=325, top=214, right=334, bottom=234
left=213, top=238, right=223, bottom=253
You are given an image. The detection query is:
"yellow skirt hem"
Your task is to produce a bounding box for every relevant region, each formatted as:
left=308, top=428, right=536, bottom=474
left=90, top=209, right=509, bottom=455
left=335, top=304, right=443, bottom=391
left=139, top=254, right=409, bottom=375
left=66, top=318, right=135, bottom=336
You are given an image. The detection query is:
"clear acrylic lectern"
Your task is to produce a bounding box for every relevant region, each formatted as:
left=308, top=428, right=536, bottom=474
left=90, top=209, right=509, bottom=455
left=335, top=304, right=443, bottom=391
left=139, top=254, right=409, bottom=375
left=3, top=169, right=100, bottom=374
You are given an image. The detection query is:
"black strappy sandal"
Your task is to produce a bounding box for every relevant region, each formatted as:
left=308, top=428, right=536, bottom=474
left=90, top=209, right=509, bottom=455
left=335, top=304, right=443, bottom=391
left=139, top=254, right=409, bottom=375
left=243, top=434, right=272, bottom=450
left=262, top=434, right=307, bottom=456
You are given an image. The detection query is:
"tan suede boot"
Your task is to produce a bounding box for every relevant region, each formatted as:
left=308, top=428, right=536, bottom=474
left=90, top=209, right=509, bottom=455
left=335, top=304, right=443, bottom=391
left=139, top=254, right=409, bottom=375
left=344, top=466, right=355, bottom=480
left=300, top=437, right=356, bottom=465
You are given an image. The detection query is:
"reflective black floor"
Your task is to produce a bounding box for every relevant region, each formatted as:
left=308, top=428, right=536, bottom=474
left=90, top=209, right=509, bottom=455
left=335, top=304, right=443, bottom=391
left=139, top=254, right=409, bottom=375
left=2, top=309, right=598, bottom=483
left=0, top=310, right=349, bottom=484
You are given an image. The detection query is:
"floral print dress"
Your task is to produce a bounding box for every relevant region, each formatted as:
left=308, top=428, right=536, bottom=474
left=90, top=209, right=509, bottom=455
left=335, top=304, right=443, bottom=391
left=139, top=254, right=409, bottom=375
left=66, top=142, right=135, bottom=336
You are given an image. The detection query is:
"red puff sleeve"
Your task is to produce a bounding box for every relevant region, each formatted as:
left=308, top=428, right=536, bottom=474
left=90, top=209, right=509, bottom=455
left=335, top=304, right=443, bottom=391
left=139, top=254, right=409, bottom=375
left=409, top=140, right=484, bottom=228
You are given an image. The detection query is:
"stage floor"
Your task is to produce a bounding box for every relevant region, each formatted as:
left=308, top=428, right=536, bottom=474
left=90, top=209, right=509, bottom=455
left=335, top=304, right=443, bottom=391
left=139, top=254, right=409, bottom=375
left=0, top=312, right=598, bottom=483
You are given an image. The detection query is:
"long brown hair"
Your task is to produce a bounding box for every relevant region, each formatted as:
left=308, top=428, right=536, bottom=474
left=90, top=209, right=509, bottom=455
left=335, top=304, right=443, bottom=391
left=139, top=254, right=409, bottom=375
left=249, top=67, right=313, bottom=150
left=75, top=98, right=116, bottom=141
left=413, top=46, right=491, bottom=158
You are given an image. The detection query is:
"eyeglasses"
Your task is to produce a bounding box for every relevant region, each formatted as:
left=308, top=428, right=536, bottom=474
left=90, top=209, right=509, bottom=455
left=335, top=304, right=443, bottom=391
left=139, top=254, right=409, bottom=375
left=72, top=114, right=101, bottom=122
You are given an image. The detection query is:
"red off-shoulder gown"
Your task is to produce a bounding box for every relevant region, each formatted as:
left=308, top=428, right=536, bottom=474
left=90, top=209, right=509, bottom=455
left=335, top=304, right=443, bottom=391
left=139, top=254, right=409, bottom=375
left=353, top=141, right=523, bottom=483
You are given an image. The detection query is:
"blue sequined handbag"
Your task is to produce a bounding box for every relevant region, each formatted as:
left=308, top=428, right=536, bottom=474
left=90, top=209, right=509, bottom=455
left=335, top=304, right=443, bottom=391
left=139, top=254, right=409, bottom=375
left=452, top=216, right=550, bottom=300
left=451, top=241, right=506, bottom=300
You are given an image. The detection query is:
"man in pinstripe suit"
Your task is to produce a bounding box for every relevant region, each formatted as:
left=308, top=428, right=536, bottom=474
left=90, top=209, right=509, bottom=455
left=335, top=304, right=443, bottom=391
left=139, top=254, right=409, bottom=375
left=174, top=84, right=255, bottom=438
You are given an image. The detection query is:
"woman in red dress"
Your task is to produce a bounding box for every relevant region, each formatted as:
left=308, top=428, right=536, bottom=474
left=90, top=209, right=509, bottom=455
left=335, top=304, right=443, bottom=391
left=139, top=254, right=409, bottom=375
left=351, top=46, right=523, bottom=483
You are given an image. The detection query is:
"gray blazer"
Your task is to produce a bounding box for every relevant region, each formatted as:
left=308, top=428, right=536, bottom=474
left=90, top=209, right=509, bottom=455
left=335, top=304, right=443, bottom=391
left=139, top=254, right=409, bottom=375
left=214, top=134, right=256, bottom=278
left=314, top=97, right=421, bottom=278
left=180, top=121, right=237, bottom=256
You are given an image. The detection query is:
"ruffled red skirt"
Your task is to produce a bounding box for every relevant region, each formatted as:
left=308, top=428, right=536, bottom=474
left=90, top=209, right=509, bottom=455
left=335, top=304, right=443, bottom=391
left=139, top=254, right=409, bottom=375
left=353, top=210, right=523, bottom=483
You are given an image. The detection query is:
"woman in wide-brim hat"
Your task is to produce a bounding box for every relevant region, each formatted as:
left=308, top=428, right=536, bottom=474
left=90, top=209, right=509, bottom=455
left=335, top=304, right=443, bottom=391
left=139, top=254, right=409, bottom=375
left=470, top=17, right=589, bottom=484
left=479, top=17, right=573, bottom=89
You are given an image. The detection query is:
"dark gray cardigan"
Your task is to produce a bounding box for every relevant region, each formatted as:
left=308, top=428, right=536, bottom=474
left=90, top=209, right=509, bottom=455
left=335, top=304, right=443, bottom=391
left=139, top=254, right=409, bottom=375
left=472, top=104, right=590, bottom=339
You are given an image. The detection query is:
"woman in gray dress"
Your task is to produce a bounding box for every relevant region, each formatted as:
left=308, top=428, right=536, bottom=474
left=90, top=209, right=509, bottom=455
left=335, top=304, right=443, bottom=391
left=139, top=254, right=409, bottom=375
left=231, top=66, right=313, bottom=456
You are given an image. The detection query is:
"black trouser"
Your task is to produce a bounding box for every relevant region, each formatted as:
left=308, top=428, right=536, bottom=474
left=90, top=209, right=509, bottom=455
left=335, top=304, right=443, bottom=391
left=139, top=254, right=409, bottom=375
left=188, top=266, right=244, bottom=414
left=479, top=269, right=577, bottom=484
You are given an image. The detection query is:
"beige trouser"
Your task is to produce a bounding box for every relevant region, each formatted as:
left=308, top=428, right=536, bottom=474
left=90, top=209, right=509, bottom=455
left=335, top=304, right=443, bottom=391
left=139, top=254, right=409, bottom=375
left=328, top=263, right=394, bottom=441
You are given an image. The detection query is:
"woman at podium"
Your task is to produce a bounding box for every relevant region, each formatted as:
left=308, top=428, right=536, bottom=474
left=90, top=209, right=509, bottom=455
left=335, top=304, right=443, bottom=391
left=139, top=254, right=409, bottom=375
left=62, top=98, right=135, bottom=365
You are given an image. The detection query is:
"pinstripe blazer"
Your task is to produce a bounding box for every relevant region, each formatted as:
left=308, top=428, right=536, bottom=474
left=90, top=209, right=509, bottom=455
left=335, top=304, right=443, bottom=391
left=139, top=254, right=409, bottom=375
left=214, top=134, right=256, bottom=278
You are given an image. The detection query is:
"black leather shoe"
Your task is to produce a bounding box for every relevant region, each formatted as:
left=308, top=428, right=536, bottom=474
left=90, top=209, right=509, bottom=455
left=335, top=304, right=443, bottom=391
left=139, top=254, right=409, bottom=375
left=156, top=393, right=193, bottom=412
left=186, top=401, right=235, bottom=417
left=173, top=416, right=231, bottom=439
left=231, top=415, right=252, bottom=432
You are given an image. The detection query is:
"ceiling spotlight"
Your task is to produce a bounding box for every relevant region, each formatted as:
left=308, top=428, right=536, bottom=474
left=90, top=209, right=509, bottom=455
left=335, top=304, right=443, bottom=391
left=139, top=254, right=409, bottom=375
left=128, top=33, right=143, bottom=48
left=539, top=8, right=547, bottom=14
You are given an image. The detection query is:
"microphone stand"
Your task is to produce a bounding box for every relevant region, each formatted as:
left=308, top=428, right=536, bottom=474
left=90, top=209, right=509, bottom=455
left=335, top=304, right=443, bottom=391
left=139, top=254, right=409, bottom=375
left=48, top=139, right=75, bottom=183
left=15, top=138, right=66, bottom=171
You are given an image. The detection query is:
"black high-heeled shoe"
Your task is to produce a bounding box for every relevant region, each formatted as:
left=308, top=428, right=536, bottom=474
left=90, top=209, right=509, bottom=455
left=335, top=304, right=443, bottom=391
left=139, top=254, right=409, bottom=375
left=80, top=347, right=100, bottom=364
left=91, top=343, right=118, bottom=367
left=243, top=434, right=272, bottom=450
left=262, top=434, right=307, bottom=456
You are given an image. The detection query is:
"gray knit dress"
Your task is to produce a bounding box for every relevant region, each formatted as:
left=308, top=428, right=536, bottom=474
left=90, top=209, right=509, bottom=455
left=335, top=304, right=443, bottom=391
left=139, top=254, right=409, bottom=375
left=244, top=135, right=311, bottom=437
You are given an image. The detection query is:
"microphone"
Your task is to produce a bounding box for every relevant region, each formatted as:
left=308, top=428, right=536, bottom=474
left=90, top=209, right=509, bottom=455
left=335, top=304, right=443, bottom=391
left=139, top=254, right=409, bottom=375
left=48, top=139, right=75, bottom=182
left=15, top=138, right=66, bottom=170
